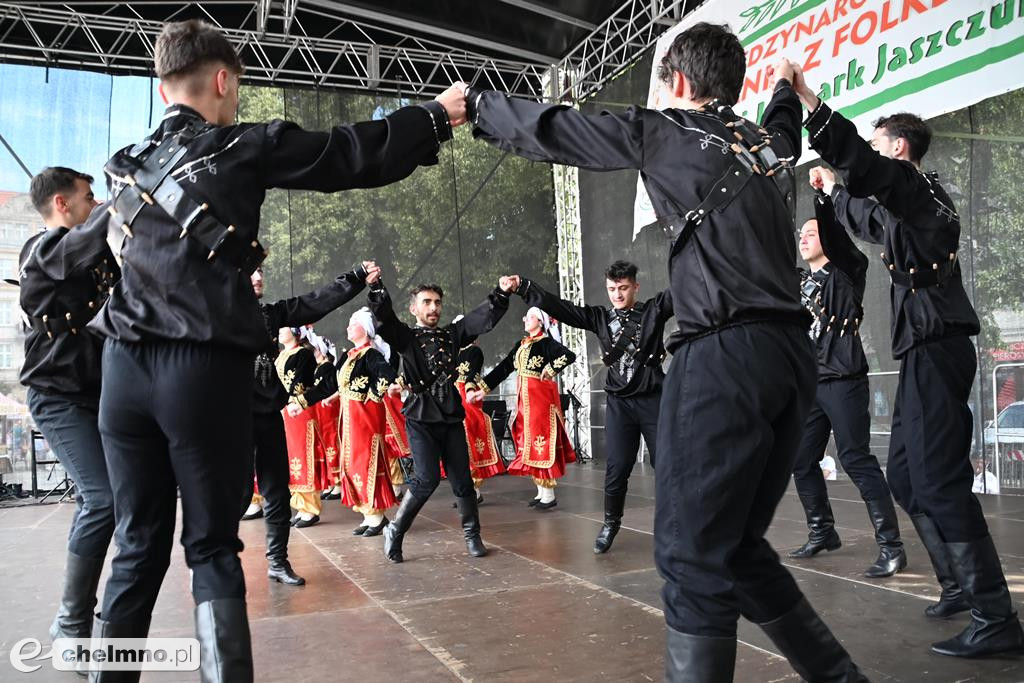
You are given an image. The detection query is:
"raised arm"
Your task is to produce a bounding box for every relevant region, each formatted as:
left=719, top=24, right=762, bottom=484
left=466, top=88, right=643, bottom=171
left=759, top=78, right=803, bottom=166
left=454, top=286, right=511, bottom=346
left=517, top=277, right=603, bottom=332
left=265, top=265, right=368, bottom=331
left=814, top=192, right=868, bottom=281
left=264, top=86, right=464, bottom=192
left=831, top=186, right=892, bottom=247
left=800, top=104, right=927, bottom=217
left=366, top=283, right=414, bottom=352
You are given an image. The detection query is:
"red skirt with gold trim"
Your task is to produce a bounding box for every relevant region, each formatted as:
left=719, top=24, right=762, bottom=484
left=506, top=376, right=576, bottom=480
left=382, top=394, right=411, bottom=460
left=339, top=397, right=397, bottom=512
left=315, top=399, right=341, bottom=488
left=283, top=407, right=325, bottom=493
left=456, top=381, right=506, bottom=480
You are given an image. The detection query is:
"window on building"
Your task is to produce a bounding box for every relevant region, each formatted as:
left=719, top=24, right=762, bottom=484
left=0, top=344, right=12, bottom=369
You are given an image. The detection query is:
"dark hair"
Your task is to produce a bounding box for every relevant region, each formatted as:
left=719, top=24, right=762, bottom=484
left=155, top=19, right=244, bottom=81
left=872, top=113, right=932, bottom=163
left=29, top=167, right=94, bottom=217
left=409, top=284, right=444, bottom=302
left=656, top=22, right=745, bottom=105
left=604, top=260, right=639, bottom=282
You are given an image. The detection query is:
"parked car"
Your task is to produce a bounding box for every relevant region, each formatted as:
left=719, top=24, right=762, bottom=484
left=984, top=401, right=1024, bottom=447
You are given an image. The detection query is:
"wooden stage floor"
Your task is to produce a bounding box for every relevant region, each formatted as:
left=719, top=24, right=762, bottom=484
left=2, top=460, right=1023, bottom=681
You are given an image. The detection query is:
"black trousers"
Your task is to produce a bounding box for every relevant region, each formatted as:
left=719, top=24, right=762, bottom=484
left=98, top=340, right=253, bottom=624
left=604, top=392, right=659, bottom=498
left=655, top=322, right=817, bottom=637
left=791, top=376, right=890, bottom=501
left=27, top=388, right=114, bottom=559
left=241, top=411, right=291, bottom=559
left=886, top=335, right=986, bottom=542
left=405, top=418, right=475, bottom=500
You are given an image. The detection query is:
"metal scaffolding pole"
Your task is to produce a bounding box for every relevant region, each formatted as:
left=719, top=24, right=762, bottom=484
left=544, top=65, right=592, bottom=461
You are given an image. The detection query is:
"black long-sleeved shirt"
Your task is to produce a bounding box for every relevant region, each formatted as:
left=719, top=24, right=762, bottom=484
left=517, top=277, right=672, bottom=397
left=480, top=335, right=576, bottom=391
left=368, top=284, right=509, bottom=423
left=253, top=269, right=365, bottom=414
left=275, top=345, right=317, bottom=404
left=18, top=227, right=119, bottom=400
left=33, top=101, right=452, bottom=353
left=468, top=81, right=808, bottom=350
left=805, top=102, right=979, bottom=359
left=801, top=193, right=869, bottom=380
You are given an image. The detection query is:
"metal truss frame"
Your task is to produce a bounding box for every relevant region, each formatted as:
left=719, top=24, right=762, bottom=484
left=544, top=66, right=592, bottom=461
left=0, top=2, right=549, bottom=97
left=557, top=0, right=692, bottom=102
left=0, top=1, right=696, bottom=101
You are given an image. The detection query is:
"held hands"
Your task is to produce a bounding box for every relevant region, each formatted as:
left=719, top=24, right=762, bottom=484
left=789, top=61, right=820, bottom=112
left=466, top=388, right=486, bottom=404
left=498, top=274, right=521, bottom=293
left=388, top=383, right=403, bottom=398
left=286, top=402, right=303, bottom=417
left=436, top=82, right=469, bottom=127
left=809, top=166, right=837, bottom=196
left=364, top=261, right=382, bottom=285
left=766, top=58, right=795, bottom=89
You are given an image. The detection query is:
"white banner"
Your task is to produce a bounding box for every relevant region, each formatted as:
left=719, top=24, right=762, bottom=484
left=634, top=0, right=1024, bottom=235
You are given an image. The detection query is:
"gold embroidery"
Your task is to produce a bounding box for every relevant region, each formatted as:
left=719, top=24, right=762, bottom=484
left=551, top=355, right=568, bottom=370
left=456, top=360, right=471, bottom=381
left=374, top=377, right=390, bottom=398
left=352, top=472, right=363, bottom=490
left=526, top=355, right=544, bottom=370
left=289, top=456, right=303, bottom=478
left=475, top=438, right=486, bottom=455
left=350, top=375, right=369, bottom=391
left=533, top=434, right=547, bottom=454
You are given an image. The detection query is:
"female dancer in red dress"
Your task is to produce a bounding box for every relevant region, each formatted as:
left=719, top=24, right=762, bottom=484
left=278, top=328, right=326, bottom=527
left=473, top=307, right=576, bottom=509
left=337, top=309, right=402, bottom=536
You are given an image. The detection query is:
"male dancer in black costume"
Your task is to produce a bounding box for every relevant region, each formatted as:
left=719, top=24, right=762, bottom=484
left=791, top=57, right=1023, bottom=656
left=516, top=262, right=672, bottom=554
left=19, top=167, right=117, bottom=650
left=788, top=202, right=906, bottom=579
left=365, top=272, right=515, bottom=563
left=460, top=23, right=865, bottom=680
left=33, top=19, right=469, bottom=682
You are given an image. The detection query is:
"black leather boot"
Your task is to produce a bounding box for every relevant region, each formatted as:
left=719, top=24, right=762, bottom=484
left=194, top=599, right=254, bottom=683
left=384, top=491, right=427, bottom=563
left=266, top=523, right=305, bottom=586
left=664, top=626, right=736, bottom=682
left=862, top=496, right=907, bottom=578
left=930, top=536, right=1024, bottom=658
left=455, top=494, right=488, bottom=557
left=594, top=493, right=626, bottom=555
left=50, top=552, right=105, bottom=641
left=910, top=514, right=969, bottom=618
left=758, top=597, right=869, bottom=682
left=788, top=494, right=842, bottom=558
left=89, top=614, right=152, bottom=682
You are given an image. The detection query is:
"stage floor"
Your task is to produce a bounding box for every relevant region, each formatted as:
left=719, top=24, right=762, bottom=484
left=2, top=460, right=1024, bottom=681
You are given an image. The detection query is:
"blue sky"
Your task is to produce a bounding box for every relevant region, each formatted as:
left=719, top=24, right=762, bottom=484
left=0, top=63, right=163, bottom=196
